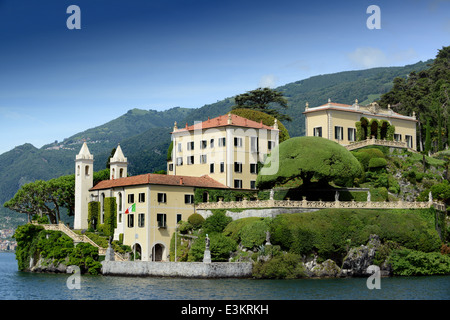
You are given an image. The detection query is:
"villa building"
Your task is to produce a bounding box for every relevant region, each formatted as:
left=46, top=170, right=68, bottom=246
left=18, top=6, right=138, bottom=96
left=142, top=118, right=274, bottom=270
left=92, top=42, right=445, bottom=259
left=303, top=99, right=418, bottom=150
left=167, top=113, right=279, bottom=189
left=73, top=113, right=279, bottom=262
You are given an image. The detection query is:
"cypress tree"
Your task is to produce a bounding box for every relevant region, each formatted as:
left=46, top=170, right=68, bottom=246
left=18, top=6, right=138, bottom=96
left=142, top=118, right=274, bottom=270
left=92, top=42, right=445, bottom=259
left=425, top=119, right=432, bottom=154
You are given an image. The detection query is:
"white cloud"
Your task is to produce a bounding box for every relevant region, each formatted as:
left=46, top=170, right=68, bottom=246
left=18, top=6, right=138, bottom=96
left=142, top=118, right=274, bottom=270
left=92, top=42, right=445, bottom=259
left=347, top=47, right=388, bottom=69
left=347, top=47, right=418, bottom=69
left=258, top=74, right=278, bottom=88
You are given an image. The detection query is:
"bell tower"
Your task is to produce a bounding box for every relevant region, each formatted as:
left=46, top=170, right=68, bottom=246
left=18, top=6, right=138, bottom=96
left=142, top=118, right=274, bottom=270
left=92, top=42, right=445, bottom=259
left=110, top=144, right=128, bottom=180
left=74, top=142, right=94, bottom=230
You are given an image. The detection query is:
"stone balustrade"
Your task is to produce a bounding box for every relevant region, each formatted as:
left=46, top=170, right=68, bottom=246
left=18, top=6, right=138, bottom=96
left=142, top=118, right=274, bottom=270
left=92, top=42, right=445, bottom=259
left=346, top=137, right=416, bottom=152
left=196, top=198, right=445, bottom=211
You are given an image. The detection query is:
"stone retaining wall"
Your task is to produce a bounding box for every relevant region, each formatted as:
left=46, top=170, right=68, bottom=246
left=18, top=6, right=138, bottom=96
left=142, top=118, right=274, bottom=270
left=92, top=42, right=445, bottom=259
left=101, top=261, right=253, bottom=278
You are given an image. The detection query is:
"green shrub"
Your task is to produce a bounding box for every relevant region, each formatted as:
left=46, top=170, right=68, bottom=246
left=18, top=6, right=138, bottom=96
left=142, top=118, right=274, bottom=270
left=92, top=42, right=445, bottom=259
left=252, top=252, right=305, bottom=279
left=352, top=151, right=371, bottom=170
left=360, top=148, right=385, bottom=159
left=187, top=213, right=205, bottom=229
left=203, top=211, right=232, bottom=234
left=388, top=249, right=450, bottom=276
left=13, top=224, right=44, bottom=271
left=103, top=197, right=117, bottom=237
left=187, top=232, right=237, bottom=262
left=88, top=201, right=100, bottom=230
left=270, top=209, right=441, bottom=263
left=223, top=217, right=264, bottom=242
left=239, top=220, right=269, bottom=249
left=368, top=157, right=387, bottom=169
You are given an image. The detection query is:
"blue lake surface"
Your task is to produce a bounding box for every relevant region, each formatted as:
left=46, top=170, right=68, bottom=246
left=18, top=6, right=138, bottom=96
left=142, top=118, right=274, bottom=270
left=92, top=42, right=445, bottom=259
left=1, top=252, right=449, bottom=300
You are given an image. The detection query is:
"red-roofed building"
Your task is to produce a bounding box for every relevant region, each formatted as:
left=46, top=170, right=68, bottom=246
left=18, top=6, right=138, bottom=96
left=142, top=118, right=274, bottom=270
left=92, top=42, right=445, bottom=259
left=303, top=99, right=417, bottom=150
left=74, top=113, right=276, bottom=262
left=168, top=113, right=279, bottom=189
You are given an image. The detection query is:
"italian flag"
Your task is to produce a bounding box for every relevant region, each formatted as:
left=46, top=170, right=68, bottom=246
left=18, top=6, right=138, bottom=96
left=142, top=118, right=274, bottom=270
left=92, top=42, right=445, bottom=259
left=125, top=203, right=136, bottom=214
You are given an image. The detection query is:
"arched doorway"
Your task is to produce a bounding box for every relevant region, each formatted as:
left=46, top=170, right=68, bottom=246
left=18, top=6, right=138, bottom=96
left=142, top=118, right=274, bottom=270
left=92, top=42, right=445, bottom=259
left=132, top=243, right=142, bottom=261
left=152, top=243, right=165, bottom=261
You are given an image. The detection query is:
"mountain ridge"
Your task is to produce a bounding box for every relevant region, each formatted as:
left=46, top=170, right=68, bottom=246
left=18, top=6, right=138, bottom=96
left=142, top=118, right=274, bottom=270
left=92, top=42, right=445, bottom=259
left=0, top=60, right=433, bottom=228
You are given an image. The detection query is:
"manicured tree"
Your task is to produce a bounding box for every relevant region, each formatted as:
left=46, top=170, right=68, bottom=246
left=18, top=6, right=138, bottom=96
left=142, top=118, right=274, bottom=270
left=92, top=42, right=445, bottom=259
left=103, top=197, right=117, bottom=237
left=256, top=137, right=363, bottom=189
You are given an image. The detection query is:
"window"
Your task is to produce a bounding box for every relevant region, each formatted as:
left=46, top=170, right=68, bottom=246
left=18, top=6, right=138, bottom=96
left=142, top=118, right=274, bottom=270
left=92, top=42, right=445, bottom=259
left=177, top=143, right=182, bottom=152
left=177, top=214, right=182, bottom=224
left=127, top=214, right=134, bottom=228
left=234, top=137, right=243, bottom=147
left=85, top=165, right=90, bottom=176
left=348, top=128, right=356, bottom=142
left=187, top=156, right=194, bottom=165
left=118, top=193, right=123, bottom=212
left=234, top=162, right=242, bottom=173
left=185, top=194, right=194, bottom=204
left=157, top=193, right=167, bottom=203
left=200, top=154, right=207, bottom=164
left=187, top=141, right=194, bottom=151
left=250, top=181, right=256, bottom=189
left=268, top=141, right=275, bottom=150
left=168, top=163, right=174, bottom=171
left=138, top=213, right=145, bottom=227
left=394, top=134, right=402, bottom=142
left=157, top=213, right=167, bottom=228
left=210, top=139, right=215, bottom=148
left=176, top=157, right=183, bottom=166
left=128, top=194, right=134, bottom=204
left=406, top=135, right=413, bottom=148
left=201, top=140, right=207, bottom=149
left=139, top=192, right=145, bottom=203
left=210, top=163, right=215, bottom=173
left=250, top=163, right=258, bottom=174
left=119, top=168, right=124, bottom=178
left=251, top=136, right=259, bottom=153
left=313, top=127, right=322, bottom=137
left=218, top=137, right=226, bottom=147
left=220, top=162, right=225, bottom=173
left=234, top=179, right=242, bottom=189
left=334, top=126, right=343, bottom=140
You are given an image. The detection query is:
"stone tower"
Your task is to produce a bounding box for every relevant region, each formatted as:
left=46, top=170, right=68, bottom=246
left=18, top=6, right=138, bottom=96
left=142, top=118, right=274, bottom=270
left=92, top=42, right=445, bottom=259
left=109, top=144, right=127, bottom=180
left=74, top=142, right=94, bottom=230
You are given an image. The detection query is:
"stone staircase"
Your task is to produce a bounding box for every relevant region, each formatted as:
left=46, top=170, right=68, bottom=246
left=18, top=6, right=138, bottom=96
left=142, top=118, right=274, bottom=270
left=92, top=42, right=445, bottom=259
left=33, top=222, right=126, bottom=261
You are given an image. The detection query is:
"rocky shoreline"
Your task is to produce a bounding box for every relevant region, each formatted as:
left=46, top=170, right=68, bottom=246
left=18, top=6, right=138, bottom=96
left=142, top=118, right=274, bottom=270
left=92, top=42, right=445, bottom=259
left=302, top=235, right=391, bottom=278
left=24, top=234, right=393, bottom=279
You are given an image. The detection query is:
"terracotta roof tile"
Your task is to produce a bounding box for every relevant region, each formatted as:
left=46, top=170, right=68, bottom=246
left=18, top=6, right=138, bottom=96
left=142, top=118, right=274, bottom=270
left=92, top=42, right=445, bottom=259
left=90, top=173, right=228, bottom=191
left=174, top=114, right=275, bottom=132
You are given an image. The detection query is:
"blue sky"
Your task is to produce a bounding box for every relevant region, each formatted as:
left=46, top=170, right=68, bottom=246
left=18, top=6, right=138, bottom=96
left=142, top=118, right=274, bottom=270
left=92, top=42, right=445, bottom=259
left=0, top=0, right=449, bottom=154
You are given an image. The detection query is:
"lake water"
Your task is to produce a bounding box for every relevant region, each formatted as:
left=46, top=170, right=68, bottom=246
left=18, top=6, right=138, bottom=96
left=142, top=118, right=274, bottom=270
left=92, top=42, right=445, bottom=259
left=1, top=252, right=449, bottom=301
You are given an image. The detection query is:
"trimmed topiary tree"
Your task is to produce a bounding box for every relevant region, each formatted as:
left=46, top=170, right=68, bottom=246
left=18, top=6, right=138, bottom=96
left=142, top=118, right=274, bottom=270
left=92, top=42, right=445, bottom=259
left=187, top=213, right=205, bottom=230
left=256, top=136, right=363, bottom=189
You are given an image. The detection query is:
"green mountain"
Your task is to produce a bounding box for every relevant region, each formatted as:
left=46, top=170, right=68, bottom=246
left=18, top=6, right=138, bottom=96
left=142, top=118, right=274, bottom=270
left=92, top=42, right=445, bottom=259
left=0, top=60, right=433, bottom=228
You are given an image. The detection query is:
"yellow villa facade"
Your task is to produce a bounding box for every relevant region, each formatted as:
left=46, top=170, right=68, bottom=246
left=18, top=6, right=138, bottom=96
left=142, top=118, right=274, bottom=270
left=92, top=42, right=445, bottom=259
left=303, top=99, right=418, bottom=150
left=167, top=113, right=280, bottom=190
left=73, top=113, right=279, bottom=261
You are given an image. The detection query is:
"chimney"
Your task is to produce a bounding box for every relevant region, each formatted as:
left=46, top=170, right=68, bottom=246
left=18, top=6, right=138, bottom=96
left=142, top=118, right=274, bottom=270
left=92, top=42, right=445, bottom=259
left=227, top=113, right=232, bottom=125
left=179, top=177, right=183, bottom=185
